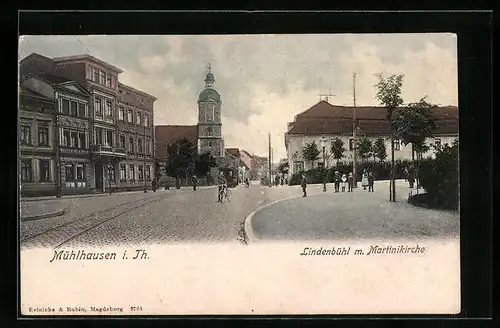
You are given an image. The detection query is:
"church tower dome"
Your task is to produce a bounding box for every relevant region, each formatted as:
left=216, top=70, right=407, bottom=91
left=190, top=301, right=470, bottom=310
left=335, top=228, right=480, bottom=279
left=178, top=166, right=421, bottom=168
left=198, top=63, right=220, bottom=102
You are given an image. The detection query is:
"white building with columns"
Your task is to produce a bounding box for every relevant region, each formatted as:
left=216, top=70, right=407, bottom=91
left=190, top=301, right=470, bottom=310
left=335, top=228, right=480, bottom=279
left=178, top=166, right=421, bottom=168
left=284, top=100, right=458, bottom=175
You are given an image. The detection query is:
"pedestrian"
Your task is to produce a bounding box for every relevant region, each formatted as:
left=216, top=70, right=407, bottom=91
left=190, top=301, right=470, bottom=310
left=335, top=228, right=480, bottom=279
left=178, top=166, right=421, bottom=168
left=301, top=174, right=307, bottom=197
left=333, top=171, right=341, bottom=193
left=368, top=171, right=375, bottom=192
left=175, top=178, right=181, bottom=190
left=404, top=167, right=409, bottom=182
left=152, top=178, right=157, bottom=192
left=361, top=170, right=369, bottom=190
left=341, top=173, right=347, bottom=192
left=192, top=174, right=198, bottom=191
left=408, top=165, right=415, bottom=189
left=347, top=172, right=354, bottom=192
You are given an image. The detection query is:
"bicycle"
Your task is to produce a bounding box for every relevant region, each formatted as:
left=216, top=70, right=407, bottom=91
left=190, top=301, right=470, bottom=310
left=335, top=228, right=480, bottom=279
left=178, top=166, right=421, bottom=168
left=219, top=184, right=231, bottom=202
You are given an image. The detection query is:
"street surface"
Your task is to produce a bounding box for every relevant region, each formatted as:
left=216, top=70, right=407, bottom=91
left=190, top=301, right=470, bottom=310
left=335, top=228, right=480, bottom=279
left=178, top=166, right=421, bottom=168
left=249, top=180, right=459, bottom=242
left=20, top=180, right=459, bottom=249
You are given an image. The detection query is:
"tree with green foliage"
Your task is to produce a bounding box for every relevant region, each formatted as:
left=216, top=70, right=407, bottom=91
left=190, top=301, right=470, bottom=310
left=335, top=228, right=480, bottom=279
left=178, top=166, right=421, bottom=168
left=330, top=137, right=346, bottom=165
left=165, top=138, right=197, bottom=183
left=374, top=73, right=405, bottom=202
left=195, top=152, right=217, bottom=178
left=302, top=141, right=321, bottom=169
left=393, top=96, right=437, bottom=162
left=357, top=137, right=373, bottom=161
left=373, top=137, right=387, bottom=162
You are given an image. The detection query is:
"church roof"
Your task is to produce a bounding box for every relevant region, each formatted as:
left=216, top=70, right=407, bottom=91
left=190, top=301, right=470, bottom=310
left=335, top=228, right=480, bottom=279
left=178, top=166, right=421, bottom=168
left=198, top=88, right=220, bottom=102
left=155, top=125, right=198, bottom=159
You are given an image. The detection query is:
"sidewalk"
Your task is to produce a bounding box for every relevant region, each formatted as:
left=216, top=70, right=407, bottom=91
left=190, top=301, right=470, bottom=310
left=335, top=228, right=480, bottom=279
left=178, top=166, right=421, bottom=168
left=20, top=185, right=217, bottom=221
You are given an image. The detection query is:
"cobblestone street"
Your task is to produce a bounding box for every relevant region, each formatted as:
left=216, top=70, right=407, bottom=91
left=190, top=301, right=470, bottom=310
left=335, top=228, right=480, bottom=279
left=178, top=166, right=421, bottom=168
left=20, top=183, right=326, bottom=248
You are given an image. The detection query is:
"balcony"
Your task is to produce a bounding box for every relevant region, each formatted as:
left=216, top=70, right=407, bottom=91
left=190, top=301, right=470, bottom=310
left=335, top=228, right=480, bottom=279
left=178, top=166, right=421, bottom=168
left=91, top=145, right=127, bottom=158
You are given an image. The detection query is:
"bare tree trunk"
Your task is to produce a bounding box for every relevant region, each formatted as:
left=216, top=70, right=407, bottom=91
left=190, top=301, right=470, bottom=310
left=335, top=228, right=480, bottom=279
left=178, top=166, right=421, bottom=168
left=390, top=133, right=396, bottom=202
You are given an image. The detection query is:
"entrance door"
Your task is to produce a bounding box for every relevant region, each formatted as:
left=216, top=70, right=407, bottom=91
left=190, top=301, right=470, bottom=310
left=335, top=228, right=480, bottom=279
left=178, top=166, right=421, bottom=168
left=95, top=162, right=103, bottom=191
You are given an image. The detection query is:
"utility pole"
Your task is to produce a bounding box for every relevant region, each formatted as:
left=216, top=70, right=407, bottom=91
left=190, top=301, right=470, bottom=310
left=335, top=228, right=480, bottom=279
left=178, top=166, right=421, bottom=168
left=352, top=72, right=358, bottom=188
left=268, top=133, right=272, bottom=187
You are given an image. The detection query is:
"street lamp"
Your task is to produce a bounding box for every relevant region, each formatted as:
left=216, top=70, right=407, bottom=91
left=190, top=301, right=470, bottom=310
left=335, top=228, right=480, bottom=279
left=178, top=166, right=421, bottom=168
left=320, top=136, right=327, bottom=192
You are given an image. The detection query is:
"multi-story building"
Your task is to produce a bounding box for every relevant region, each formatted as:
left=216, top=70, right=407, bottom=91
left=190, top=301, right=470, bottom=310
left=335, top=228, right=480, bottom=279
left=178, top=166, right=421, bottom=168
left=285, top=100, right=459, bottom=175
left=19, top=81, right=57, bottom=196
left=117, top=83, right=156, bottom=191
left=19, top=53, right=157, bottom=195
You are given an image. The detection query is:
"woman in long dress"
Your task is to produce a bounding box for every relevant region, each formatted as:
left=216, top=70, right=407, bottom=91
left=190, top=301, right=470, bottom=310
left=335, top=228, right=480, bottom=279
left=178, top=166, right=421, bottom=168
left=361, top=170, right=369, bottom=190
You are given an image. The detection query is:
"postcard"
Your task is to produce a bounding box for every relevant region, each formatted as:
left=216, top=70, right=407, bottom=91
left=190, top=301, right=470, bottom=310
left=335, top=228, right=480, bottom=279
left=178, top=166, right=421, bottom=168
left=19, top=33, right=460, bottom=315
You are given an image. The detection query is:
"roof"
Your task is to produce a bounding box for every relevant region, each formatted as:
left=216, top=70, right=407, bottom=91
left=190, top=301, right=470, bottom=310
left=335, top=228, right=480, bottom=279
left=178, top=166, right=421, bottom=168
left=288, top=101, right=459, bottom=136
left=53, top=54, right=124, bottom=73
left=226, top=148, right=240, bottom=158
left=240, top=149, right=253, bottom=158
left=198, top=88, right=220, bottom=102
left=20, top=86, right=53, bottom=101
left=119, top=82, right=157, bottom=101
left=37, top=73, right=73, bottom=85
left=155, top=125, right=198, bottom=159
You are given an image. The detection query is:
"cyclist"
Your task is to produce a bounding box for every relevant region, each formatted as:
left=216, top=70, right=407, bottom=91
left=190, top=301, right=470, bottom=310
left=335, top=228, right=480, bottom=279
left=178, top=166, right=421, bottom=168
left=217, top=173, right=227, bottom=202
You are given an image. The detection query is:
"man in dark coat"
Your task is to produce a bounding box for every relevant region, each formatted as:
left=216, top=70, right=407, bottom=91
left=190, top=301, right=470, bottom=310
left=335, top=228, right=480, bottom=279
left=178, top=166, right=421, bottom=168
left=152, top=178, right=157, bottom=192
left=408, top=166, right=415, bottom=188
left=192, top=174, right=198, bottom=191
left=347, top=173, right=354, bottom=192
left=333, top=171, right=341, bottom=193
left=301, top=174, right=307, bottom=197
left=368, top=171, right=375, bottom=192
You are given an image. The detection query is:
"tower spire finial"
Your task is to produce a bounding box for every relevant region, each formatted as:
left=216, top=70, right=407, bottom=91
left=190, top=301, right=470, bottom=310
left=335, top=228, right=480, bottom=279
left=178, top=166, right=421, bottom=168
left=208, top=62, right=211, bottom=74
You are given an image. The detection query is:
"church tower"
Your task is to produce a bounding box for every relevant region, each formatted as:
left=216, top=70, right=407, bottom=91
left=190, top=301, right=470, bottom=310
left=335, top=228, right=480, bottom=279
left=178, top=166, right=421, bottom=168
left=197, top=64, right=224, bottom=161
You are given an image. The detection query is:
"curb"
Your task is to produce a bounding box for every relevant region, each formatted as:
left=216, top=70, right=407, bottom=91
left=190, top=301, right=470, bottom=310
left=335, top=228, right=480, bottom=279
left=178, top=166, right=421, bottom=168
left=243, top=194, right=313, bottom=245
left=21, top=203, right=73, bottom=222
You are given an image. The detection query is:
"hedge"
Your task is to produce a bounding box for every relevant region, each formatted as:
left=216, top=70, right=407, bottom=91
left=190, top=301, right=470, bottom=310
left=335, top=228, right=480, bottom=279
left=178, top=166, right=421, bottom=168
left=289, top=160, right=413, bottom=186
left=411, top=141, right=459, bottom=210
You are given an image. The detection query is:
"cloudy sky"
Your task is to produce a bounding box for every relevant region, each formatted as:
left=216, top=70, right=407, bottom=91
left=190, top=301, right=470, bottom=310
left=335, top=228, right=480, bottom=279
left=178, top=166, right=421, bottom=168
left=19, top=34, right=457, bottom=161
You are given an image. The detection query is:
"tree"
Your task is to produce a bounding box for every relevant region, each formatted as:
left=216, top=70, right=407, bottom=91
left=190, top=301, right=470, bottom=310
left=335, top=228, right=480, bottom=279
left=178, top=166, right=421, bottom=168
left=165, top=138, right=197, bottom=182
left=393, top=97, right=437, bottom=162
left=374, top=73, right=405, bottom=202
left=357, top=137, right=373, bottom=161
left=195, top=152, right=217, bottom=178
left=330, top=137, right=345, bottom=165
left=302, top=142, right=321, bottom=169
left=373, top=137, right=387, bottom=162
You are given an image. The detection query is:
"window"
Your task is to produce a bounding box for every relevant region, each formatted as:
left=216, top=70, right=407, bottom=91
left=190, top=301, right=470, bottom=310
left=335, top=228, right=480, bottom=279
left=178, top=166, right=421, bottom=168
left=119, top=106, right=125, bottom=121
left=38, top=126, right=49, bottom=146
left=144, top=115, right=149, bottom=127
left=416, top=152, right=423, bottom=160
left=95, top=128, right=102, bottom=145
left=206, top=127, right=212, bottom=136
left=206, top=107, right=213, bottom=122
left=107, top=165, right=116, bottom=182
left=293, top=161, right=304, bottom=173
left=434, top=138, right=442, bottom=149
left=21, top=159, right=32, bottom=182
left=349, top=138, right=355, bottom=151
left=78, top=103, right=86, bottom=118
left=208, top=141, right=212, bottom=148
left=94, top=97, right=102, bottom=116
left=145, top=139, right=151, bottom=154
left=128, top=165, right=135, bottom=181
left=137, top=112, right=142, bottom=125
left=120, top=165, right=126, bottom=181
left=138, top=138, right=143, bottom=153
left=100, top=72, right=106, bottom=85
left=70, top=101, right=78, bottom=116
left=70, top=132, right=78, bottom=147
left=76, top=163, right=86, bottom=181
left=120, top=135, right=126, bottom=148
left=65, top=163, right=75, bottom=181
left=63, top=130, right=70, bottom=146
left=20, top=125, right=31, bottom=145
left=146, top=165, right=151, bottom=180
left=79, top=132, right=86, bottom=149
left=110, top=76, right=115, bottom=89
left=39, top=159, right=51, bottom=182
left=105, top=130, right=113, bottom=146
left=138, top=165, right=144, bottom=180
left=105, top=100, right=113, bottom=117
left=106, top=75, right=112, bottom=87
left=61, top=99, right=70, bottom=114
left=393, top=139, right=401, bottom=151
left=93, top=69, right=99, bottom=82
left=129, top=137, right=134, bottom=151
left=127, top=109, right=133, bottom=123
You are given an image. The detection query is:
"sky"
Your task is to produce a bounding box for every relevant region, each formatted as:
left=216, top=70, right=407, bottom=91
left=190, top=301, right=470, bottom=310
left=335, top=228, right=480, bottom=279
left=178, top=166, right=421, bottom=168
left=19, top=34, right=457, bottom=162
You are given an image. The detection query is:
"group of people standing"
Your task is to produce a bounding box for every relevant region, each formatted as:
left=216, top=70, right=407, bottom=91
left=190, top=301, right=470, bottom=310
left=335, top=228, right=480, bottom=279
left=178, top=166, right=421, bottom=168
left=300, top=169, right=375, bottom=197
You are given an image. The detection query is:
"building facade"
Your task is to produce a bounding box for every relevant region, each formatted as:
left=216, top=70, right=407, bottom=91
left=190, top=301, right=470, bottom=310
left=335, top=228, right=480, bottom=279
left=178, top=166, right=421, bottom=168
left=19, top=53, right=156, bottom=196
left=285, top=101, right=459, bottom=175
